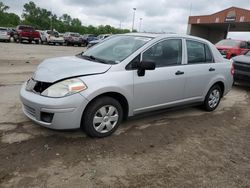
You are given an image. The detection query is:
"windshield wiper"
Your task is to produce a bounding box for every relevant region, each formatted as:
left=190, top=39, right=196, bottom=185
left=81, top=55, right=113, bottom=64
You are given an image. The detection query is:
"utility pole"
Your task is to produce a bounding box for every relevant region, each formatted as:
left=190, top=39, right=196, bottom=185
left=50, top=9, right=53, bottom=31
left=132, top=8, right=136, bottom=32
left=139, top=18, right=143, bottom=32
left=119, top=21, right=122, bottom=29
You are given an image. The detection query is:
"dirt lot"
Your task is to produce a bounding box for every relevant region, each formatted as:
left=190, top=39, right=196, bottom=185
left=0, top=42, right=250, bottom=188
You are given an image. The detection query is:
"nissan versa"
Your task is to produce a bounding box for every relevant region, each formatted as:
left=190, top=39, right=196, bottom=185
left=20, top=33, right=234, bottom=137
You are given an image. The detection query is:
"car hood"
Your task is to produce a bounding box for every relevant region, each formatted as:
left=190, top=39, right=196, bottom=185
left=216, top=45, right=233, bottom=50
left=33, top=56, right=111, bottom=83
left=90, top=39, right=101, bottom=44
left=233, top=55, right=250, bottom=64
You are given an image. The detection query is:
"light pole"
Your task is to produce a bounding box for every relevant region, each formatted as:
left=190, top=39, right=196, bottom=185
left=132, top=8, right=136, bottom=32
left=139, top=18, right=143, bottom=32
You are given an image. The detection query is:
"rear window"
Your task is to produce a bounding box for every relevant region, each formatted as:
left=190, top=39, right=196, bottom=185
left=18, top=26, right=34, bottom=31
left=70, top=33, right=80, bottom=37
left=0, top=28, right=7, bottom=31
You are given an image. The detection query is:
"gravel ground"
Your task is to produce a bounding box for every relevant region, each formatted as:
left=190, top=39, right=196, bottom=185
left=0, top=42, right=250, bottom=188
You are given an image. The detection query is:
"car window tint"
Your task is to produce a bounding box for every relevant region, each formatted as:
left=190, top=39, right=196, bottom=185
left=142, top=39, right=182, bottom=67
left=205, top=45, right=213, bottom=62
left=187, top=40, right=207, bottom=64
left=240, top=42, right=247, bottom=48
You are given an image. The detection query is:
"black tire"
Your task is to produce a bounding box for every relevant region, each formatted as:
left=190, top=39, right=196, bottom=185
left=35, top=40, right=39, bottom=44
left=203, top=85, right=222, bottom=111
left=82, top=96, right=123, bottom=138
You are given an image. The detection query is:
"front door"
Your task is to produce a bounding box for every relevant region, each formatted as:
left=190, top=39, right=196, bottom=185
left=133, top=38, right=186, bottom=113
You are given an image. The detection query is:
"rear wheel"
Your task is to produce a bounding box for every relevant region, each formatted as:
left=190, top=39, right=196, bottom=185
left=82, top=97, right=123, bottom=138
left=203, top=85, right=222, bottom=111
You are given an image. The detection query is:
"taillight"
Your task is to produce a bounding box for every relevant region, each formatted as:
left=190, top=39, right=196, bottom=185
left=230, top=62, right=235, bottom=75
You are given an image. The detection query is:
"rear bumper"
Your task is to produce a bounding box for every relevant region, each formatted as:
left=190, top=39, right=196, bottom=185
left=48, top=39, right=64, bottom=43
left=20, top=82, right=89, bottom=130
left=0, top=35, right=10, bottom=40
left=20, top=36, right=40, bottom=41
left=234, top=70, right=250, bottom=82
left=67, top=40, right=82, bottom=44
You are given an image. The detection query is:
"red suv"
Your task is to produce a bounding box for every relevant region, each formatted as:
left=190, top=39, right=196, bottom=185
left=15, top=25, right=40, bottom=44
left=215, top=39, right=250, bottom=59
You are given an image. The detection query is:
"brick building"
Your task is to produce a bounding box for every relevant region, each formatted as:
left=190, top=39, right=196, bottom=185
left=187, top=7, right=250, bottom=43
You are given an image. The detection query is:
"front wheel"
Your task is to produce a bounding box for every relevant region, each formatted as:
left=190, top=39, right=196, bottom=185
left=82, top=97, right=123, bottom=138
left=203, top=85, right=222, bottom=111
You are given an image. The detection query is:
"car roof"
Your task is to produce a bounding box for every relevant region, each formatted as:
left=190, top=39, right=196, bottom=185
left=123, top=32, right=212, bottom=44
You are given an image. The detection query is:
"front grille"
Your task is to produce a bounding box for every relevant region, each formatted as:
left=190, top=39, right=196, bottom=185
left=24, top=105, right=36, bottom=117
left=234, top=61, right=250, bottom=72
left=33, top=81, right=52, bottom=93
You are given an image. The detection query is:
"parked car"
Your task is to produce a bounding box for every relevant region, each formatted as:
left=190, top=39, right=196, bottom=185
left=20, top=33, right=233, bottom=138
left=0, top=27, right=10, bottom=42
left=8, top=28, right=17, bottom=38
left=15, top=25, right=40, bottom=44
left=87, top=34, right=111, bottom=48
left=81, top=34, right=98, bottom=46
left=40, top=30, right=64, bottom=45
left=215, top=39, right=250, bottom=59
left=64, top=32, right=82, bottom=46
left=231, top=50, right=250, bottom=84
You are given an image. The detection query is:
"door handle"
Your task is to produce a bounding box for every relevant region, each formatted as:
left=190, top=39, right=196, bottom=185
left=175, top=70, right=184, bottom=75
left=209, top=67, right=215, bottom=72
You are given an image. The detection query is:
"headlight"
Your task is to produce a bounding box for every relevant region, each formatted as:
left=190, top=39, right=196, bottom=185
left=41, top=78, right=87, bottom=98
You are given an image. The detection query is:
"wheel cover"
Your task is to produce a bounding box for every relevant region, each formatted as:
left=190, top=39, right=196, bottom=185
left=208, top=89, right=220, bottom=108
left=93, top=105, right=119, bottom=133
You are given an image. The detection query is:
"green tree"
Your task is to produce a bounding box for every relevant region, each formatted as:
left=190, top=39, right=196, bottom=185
left=0, top=1, right=130, bottom=34
left=0, top=1, right=9, bottom=12
left=0, top=1, right=20, bottom=27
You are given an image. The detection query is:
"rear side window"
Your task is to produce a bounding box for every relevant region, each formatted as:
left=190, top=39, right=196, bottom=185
left=187, top=40, right=214, bottom=64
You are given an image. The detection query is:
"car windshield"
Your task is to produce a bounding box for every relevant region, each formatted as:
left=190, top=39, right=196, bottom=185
left=245, top=51, right=250, bottom=56
left=70, top=33, right=80, bottom=37
left=216, top=40, right=241, bottom=47
left=82, top=35, right=152, bottom=64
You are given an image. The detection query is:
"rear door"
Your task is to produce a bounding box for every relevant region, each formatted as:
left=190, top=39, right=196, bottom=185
left=183, top=40, right=217, bottom=100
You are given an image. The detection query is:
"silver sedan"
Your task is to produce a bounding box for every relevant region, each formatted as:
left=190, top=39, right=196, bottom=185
left=20, top=33, right=233, bottom=137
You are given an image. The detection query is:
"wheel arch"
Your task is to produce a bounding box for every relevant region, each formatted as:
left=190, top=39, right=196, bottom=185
left=207, top=81, right=225, bottom=97
left=82, top=91, right=130, bottom=124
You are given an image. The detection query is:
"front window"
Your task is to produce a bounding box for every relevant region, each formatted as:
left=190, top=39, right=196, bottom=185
left=216, top=40, right=240, bottom=47
left=142, top=39, right=182, bottom=67
left=82, top=35, right=152, bottom=64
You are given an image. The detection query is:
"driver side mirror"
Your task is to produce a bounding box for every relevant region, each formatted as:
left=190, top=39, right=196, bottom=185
left=137, top=61, right=156, bottom=76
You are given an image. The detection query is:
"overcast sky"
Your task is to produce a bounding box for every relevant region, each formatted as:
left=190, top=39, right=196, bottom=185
left=2, top=0, right=250, bottom=39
